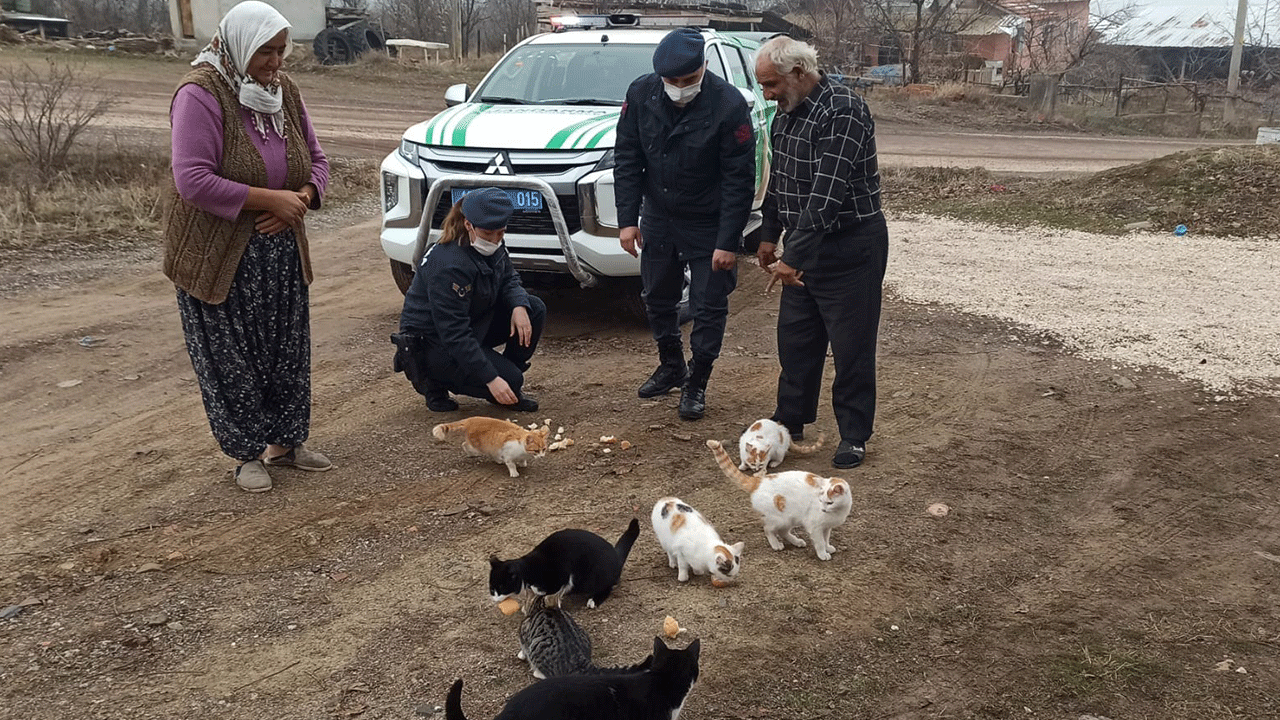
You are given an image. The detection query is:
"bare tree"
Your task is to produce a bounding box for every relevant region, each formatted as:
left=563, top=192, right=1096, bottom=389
left=1023, top=1, right=1136, bottom=118
left=483, top=0, right=536, bottom=53
left=856, top=0, right=986, bottom=85
left=0, top=59, right=115, bottom=217
left=382, top=0, right=449, bottom=42
left=52, top=0, right=169, bottom=34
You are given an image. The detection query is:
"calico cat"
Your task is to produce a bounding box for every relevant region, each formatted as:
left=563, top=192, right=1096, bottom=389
left=517, top=595, right=653, bottom=679
left=447, top=637, right=700, bottom=720
left=707, top=439, right=853, bottom=561
left=432, top=417, right=549, bottom=478
left=650, top=497, right=743, bottom=587
left=738, top=419, right=824, bottom=476
left=489, top=518, right=641, bottom=609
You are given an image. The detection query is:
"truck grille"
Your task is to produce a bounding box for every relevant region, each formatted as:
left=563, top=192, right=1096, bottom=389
left=430, top=192, right=582, bottom=235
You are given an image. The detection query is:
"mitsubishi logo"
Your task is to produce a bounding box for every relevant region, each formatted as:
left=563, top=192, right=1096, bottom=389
left=484, top=151, right=513, bottom=175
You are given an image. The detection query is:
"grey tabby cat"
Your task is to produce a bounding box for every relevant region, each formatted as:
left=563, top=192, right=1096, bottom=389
left=517, top=596, right=652, bottom=679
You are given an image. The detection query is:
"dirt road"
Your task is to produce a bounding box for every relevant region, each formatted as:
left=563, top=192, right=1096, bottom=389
left=2, top=207, right=1278, bottom=719
left=2, top=48, right=1278, bottom=720
left=0, top=50, right=1236, bottom=171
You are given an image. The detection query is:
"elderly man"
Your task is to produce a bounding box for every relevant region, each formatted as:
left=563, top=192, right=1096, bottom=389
left=614, top=27, right=756, bottom=420
left=754, top=36, right=889, bottom=469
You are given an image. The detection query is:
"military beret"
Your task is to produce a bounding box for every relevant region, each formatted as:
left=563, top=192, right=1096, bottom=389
left=461, top=187, right=514, bottom=230
left=652, top=27, right=705, bottom=78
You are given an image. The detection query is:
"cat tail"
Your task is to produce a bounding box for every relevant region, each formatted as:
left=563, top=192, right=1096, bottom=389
left=445, top=679, right=469, bottom=720
left=431, top=421, right=465, bottom=442
left=614, top=518, right=641, bottom=564
left=789, top=431, right=826, bottom=455
left=706, top=440, right=761, bottom=493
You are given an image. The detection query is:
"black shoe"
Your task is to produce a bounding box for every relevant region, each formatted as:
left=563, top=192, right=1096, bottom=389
left=832, top=440, right=866, bottom=469
left=426, top=392, right=459, bottom=412
left=771, top=416, right=804, bottom=441
left=510, top=394, right=539, bottom=412
left=678, top=383, right=706, bottom=420
left=678, top=356, right=712, bottom=421
left=638, top=341, right=688, bottom=398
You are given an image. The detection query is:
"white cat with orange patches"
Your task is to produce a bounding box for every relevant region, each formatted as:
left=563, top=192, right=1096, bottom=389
left=706, top=439, right=852, bottom=561
left=738, top=419, right=825, bottom=476
left=651, top=497, right=744, bottom=587
left=433, top=417, right=549, bottom=477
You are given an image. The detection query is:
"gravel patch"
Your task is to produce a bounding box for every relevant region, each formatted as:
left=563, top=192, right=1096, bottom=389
left=886, top=215, right=1280, bottom=397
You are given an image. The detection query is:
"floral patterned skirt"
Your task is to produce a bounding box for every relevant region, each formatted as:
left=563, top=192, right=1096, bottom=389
left=176, top=230, right=310, bottom=462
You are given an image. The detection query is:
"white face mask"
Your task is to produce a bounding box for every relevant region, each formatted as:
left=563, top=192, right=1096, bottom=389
left=663, top=79, right=702, bottom=106
left=471, top=238, right=501, bottom=256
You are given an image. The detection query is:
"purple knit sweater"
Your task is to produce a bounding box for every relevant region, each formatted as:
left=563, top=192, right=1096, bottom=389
left=170, top=83, right=330, bottom=221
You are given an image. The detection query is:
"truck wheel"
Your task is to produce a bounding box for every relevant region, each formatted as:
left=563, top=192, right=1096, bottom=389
left=390, top=259, right=415, bottom=295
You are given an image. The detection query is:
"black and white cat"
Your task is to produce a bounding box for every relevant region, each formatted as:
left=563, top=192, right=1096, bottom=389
left=447, top=637, right=701, bottom=720
left=489, top=518, right=641, bottom=609
left=517, top=595, right=652, bottom=679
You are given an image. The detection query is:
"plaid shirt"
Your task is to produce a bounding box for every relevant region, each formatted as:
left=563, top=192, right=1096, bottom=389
left=761, top=74, right=882, bottom=271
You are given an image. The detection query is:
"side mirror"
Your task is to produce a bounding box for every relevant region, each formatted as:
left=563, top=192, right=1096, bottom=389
left=739, top=87, right=756, bottom=110
left=444, top=83, right=471, bottom=107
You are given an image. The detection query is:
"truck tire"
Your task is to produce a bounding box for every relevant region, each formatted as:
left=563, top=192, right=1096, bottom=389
left=314, top=27, right=355, bottom=65
left=391, top=259, right=415, bottom=295
left=343, top=21, right=372, bottom=54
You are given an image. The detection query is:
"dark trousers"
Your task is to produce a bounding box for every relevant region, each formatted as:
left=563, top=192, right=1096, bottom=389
left=640, top=213, right=737, bottom=361
left=395, top=295, right=546, bottom=403
left=774, top=215, right=889, bottom=444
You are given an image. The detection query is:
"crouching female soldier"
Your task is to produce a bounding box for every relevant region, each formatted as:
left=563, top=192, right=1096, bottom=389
left=393, top=188, right=545, bottom=412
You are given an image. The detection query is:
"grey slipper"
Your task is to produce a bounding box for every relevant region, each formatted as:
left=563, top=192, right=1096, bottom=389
left=264, top=445, right=333, bottom=472
left=235, top=460, right=273, bottom=492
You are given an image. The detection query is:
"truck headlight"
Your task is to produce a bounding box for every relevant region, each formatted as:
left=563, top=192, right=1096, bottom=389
left=398, top=139, right=419, bottom=166
left=382, top=172, right=399, bottom=212
left=592, top=148, right=615, bottom=172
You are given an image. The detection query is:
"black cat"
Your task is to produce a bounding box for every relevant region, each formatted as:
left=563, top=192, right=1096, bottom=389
left=489, top=518, right=640, bottom=609
left=447, top=637, right=701, bottom=720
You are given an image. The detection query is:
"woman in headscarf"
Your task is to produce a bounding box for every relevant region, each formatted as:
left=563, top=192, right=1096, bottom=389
left=164, top=0, right=330, bottom=493
left=393, top=188, right=546, bottom=413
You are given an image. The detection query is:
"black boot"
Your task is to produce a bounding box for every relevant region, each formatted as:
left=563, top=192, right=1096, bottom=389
left=425, top=384, right=459, bottom=412
left=678, top=357, right=712, bottom=421
left=638, top=339, right=688, bottom=399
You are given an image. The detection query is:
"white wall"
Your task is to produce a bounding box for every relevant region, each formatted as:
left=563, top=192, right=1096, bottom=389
left=169, top=0, right=327, bottom=45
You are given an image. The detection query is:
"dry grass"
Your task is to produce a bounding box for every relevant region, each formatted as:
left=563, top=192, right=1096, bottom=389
left=287, top=47, right=495, bottom=90
left=0, top=144, right=381, bottom=252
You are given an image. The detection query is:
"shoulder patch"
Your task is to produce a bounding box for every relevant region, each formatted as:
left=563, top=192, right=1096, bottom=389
left=620, top=100, right=628, bottom=117
left=735, top=123, right=751, bottom=145
left=452, top=282, right=472, bottom=297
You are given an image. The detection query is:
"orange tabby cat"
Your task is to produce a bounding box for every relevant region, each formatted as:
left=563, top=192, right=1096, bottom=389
left=432, top=417, right=549, bottom=477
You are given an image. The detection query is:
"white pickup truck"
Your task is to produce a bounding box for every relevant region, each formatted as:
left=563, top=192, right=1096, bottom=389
left=377, top=14, right=774, bottom=308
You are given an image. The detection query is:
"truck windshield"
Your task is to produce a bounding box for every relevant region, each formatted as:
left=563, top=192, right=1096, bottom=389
left=474, top=43, right=657, bottom=106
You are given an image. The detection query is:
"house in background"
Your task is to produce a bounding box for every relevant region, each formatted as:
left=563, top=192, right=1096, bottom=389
left=1098, top=0, right=1280, bottom=83
left=168, top=0, right=326, bottom=45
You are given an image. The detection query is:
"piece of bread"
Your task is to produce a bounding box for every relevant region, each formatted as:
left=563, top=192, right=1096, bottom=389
left=663, top=615, right=680, bottom=639
left=498, top=597, right=521, bottom=616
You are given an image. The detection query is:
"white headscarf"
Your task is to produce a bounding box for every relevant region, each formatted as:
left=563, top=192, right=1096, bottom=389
left=192, top=1, right=292, bottom=140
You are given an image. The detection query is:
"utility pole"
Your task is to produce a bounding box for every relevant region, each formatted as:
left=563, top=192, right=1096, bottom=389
left=1225, top=0, right=1248, bottom=124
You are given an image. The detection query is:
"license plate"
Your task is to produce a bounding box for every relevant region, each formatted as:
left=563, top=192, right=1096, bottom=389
left=450, top=187, right=544, bottom=212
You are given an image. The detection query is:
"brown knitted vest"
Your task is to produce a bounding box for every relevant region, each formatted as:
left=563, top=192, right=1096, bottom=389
left=163, top=65, right=314, bottom=304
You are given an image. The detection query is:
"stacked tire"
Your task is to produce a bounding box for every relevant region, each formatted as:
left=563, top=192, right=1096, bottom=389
left=313, top=21, right=387, bottom=65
